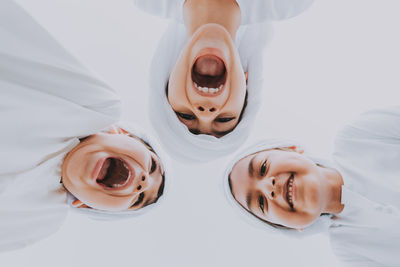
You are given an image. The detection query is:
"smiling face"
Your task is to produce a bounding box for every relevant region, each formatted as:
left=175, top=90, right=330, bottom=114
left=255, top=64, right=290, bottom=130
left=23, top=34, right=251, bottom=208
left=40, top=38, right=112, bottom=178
left=168, top=23, right=247, bottom=137
left=62, top=132, right=165, bottom=211
left=229, top=148, right=326, bottom=229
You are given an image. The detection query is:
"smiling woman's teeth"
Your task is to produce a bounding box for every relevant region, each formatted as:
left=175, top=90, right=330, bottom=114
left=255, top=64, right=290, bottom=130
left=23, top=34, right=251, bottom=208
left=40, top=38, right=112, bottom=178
left=194, top=82, right=223, bottom=94
left=287, top=175, right=294, bottom=207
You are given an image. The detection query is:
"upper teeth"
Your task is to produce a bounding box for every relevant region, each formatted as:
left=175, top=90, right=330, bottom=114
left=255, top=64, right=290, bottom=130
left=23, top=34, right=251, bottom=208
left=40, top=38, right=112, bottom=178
left=194, top=83, right=223, bottom=94
left=287, top=175, right=294, bottom=207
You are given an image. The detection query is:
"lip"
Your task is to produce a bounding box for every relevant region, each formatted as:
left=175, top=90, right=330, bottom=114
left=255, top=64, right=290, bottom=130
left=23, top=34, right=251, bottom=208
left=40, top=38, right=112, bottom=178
left=282, top=174, right=291, bottom=207
left=94, top=157, right=136, bottom=192
left=91, top=157, right=107, bottom=181
left=191, top=48, right=228, bottom=97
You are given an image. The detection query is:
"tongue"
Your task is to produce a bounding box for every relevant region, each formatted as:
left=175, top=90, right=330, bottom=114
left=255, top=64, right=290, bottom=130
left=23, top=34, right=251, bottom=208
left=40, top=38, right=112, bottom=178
left=194, top=55, right=225, bottom=77
left=96, top=158, right=130, bottom=188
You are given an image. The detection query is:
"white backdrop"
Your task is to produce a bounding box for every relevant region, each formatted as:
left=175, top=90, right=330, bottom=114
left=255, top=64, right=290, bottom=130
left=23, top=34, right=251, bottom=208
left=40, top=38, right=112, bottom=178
left=1, top=0, right=399, bottom=266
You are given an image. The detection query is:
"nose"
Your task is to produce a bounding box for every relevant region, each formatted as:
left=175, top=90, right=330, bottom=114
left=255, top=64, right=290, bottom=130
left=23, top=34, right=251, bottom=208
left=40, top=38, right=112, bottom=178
left=264, top=176, right=276, bottom=199
left=134, top=172, right=149, bottom=193
left=196, top=104, right=217, bottom=113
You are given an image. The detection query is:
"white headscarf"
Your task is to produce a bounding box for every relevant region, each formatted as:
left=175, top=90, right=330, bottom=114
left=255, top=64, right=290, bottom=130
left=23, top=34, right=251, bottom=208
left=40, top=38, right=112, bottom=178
left=148, top=22, right=272, bottom=162
left=67, top=122, right=171, bottom=221
left=222, top=139, right=334, bottom=238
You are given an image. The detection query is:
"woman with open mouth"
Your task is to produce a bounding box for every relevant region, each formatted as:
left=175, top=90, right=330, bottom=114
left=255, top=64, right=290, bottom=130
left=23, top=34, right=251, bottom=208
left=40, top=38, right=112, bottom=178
left=0, top=0, right=167, bottom=252
left=134, top=0, right=314, bottom=161
left=225, top=106, right=400, bottom=266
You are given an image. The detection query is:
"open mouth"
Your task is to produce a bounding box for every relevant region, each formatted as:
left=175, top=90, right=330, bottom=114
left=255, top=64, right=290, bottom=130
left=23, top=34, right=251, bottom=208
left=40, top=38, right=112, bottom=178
left=285, top=174, right=295, bottom=209
left=191, top=55, right=227, bottom=95
left=96, top=158, right=131, bottom=189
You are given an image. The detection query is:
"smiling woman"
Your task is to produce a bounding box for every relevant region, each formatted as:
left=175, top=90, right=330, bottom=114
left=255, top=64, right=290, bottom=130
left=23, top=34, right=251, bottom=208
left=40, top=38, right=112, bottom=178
left=224, top=107, right=400, bottom=266
left=62, top=125, right=166, bottom=213
left=0, top=0, right=168, bottom=251
left=134, top=0, right=314, bottom=161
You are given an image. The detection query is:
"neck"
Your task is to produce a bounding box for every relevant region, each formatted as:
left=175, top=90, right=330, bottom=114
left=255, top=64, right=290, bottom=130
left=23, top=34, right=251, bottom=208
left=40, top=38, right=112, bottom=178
left=183, top=0, right=241, bottom=38
left=319, top=166, right=344, bottom=214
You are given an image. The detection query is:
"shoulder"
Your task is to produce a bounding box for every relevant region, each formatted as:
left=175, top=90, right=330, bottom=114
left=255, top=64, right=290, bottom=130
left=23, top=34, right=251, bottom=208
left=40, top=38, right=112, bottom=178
left=133, top=0, right=185, bottom=22
left=236, top=0, right=314, bottom=25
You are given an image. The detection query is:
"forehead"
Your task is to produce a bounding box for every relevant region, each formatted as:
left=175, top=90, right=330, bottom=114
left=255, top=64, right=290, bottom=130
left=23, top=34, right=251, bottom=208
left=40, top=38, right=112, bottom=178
left=230, top=153, right=257, bottom=205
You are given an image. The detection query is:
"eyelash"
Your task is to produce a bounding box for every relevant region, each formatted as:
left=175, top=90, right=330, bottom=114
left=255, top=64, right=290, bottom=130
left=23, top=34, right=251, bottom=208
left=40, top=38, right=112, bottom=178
left=150, top=157, right=157, bottom=174
left=260, top=160, right=268, bottom=176
left=215, top=117, right=234, bottom=123
left=176, top=112, right=195, bottom=120
left=259, top=195, right=265, bottom=213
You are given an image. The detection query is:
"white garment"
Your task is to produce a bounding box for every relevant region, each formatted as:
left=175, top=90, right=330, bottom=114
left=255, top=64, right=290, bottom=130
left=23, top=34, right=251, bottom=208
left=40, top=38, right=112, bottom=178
left=0, top=0, right=121, bottom=251
left=135, top=0, right=313, bottom=161
left=133, top=0, right=314, bottom=25
left=332, top=106, right=400, bottom=267
left=148, top=21, right=270, bottom=161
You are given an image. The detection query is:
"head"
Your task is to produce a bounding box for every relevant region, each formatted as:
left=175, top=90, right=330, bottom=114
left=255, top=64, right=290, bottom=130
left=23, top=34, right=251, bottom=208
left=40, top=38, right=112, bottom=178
left=167, top=23, right=248, bottom=137
left=62, top=127, right=165, bottom=212
left=228, top=147, right=328, bottom=230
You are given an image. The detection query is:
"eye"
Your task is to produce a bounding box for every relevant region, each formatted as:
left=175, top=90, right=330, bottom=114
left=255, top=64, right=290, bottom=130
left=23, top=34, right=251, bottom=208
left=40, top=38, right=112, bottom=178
left=215, top=117, right=235, bottom=123
left=150, top=157, right=157, bottom=174
left=176, top=112, right=195, bottom=120
left=258, top=195, right=265, bottom=213
left=260, top=160, right=268, bottom=176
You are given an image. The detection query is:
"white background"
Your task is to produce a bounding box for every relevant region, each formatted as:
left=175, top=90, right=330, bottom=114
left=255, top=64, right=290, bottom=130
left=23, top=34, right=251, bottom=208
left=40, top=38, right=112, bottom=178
left=1, top=0, right=399, bottom=266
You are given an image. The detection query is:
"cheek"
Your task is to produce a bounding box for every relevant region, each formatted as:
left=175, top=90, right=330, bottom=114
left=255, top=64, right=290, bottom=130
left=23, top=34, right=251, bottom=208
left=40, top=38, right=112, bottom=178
left=80, top=190, right=132, bottom=211
left=270, top=206, right=319, bottom=229
left=302, top=176, right=323, bottom=211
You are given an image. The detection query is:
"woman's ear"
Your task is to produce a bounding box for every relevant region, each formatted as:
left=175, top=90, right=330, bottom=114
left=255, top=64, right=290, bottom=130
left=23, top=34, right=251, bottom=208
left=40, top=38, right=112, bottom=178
left=72, top=199, right=90, bottom=209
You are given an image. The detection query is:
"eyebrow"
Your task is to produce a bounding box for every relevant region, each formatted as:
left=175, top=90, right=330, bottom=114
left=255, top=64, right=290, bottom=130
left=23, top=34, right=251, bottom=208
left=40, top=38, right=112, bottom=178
left=248, top=155, right=256, bottom=178
left=213, top=130, right=233, bottom=136
left=131, top=192, right=145, bottom=207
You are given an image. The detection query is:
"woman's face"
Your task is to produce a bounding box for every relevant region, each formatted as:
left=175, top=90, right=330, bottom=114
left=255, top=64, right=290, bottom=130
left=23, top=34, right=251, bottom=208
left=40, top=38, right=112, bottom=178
left=62, top=132, right=164, bottom=211
left=168, top=23, right=247, bottom=137
left=229, top=149, right=325, bottom=229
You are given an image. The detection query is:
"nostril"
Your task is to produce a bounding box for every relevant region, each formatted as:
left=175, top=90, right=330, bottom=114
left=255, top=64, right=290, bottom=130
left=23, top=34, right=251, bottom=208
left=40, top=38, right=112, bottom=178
left=271, top=191, right=275, bottom=197
left=209, top=108, right=216, bottom=112
left=142, top=176, right=145, bottom=181
left=198, top=106, right=205, bottom=111
left=137, top=185, right=142, bottom=190
left=272, top=179, right=275, bottom=186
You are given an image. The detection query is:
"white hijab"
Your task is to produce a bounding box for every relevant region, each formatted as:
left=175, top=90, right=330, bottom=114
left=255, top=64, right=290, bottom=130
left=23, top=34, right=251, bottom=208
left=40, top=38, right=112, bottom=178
left=148, top=22, right=272, bottom=162
left=222, top=139, right=334, bottom=238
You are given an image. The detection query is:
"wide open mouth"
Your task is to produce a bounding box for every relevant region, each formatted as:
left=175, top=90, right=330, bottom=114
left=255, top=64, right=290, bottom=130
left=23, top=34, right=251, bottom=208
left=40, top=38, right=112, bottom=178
left=191, top=55, right=227, bottom=94
left=96, top=158, right=131, bottom=189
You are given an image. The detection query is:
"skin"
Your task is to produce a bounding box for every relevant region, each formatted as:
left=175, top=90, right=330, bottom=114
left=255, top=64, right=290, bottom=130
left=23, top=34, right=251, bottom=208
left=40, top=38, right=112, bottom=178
left=62, top=132, right=164, bottom=211
left=229, top=148, right=344, bottom=229
left=167, top=0, right=247, bottom=137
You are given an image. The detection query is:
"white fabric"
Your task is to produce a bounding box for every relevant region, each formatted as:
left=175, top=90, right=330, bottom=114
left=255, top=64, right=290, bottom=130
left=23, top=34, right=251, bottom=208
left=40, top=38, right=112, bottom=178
left=331, top=106, right=400, bottom=267
left=135, top=0, right=313, bottom=161
left=0, top=0, right=121, bottom=252
left=147, top=21, right=271, bottom=161
left=222, top=138, right=334, bottom=238
left=133, top=0, right=314, bottom=25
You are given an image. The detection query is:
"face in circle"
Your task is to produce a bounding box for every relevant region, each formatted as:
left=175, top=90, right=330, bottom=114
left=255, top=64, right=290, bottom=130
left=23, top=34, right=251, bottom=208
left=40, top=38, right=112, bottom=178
left=168, top=23, right=247, bottom=137
left=62, top=131, right=165, bottom=211
left=229, top=148, right=326, bottom=229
